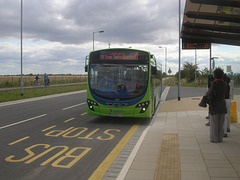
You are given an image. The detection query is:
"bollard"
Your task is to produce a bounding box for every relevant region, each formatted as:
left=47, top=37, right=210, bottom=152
left=230, top=100, right=238, bottom=123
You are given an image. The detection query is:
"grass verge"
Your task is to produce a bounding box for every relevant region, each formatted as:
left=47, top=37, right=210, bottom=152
left=0, top=84, right=87, bottom=103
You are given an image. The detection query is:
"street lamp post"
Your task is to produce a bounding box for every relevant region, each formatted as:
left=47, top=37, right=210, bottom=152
left=210, top=57, right=218, bottom=74
left=195, top=49, right=197, bottom=87
left=159, top=46, right=167, bottom=73
left=20, top=0, right=23, bottom=96
left=93, top=30, right=104, bottom=51
left=178, top=0, right=181, bottom=101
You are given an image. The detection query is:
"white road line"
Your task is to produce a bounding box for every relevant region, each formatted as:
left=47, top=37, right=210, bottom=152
left=0, top=114, right=47, bottom=130
left=116, top=126, right=151, bottom=180
left=161, top=86, right=170, bottom=102
left=62, top=102, right=86, bottom=111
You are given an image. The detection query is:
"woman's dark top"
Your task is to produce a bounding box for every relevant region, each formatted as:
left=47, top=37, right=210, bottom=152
left=209, top=79, right=227, bottom=115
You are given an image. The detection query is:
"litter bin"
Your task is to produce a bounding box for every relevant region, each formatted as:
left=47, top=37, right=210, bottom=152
left=230, top=100, right=238, bottom=123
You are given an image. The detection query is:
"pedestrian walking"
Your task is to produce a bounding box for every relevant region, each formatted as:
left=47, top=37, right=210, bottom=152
left=47, top=77, right=50, bottom=86
left=34, top=74, right=39, bottom=86
left=44, top=73, right=48, bottom=87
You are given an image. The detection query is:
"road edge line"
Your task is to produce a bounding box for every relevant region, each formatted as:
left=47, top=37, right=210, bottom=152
left=88, top=124, right=139, bottom=180
left=116, top=125, right=151, bottom=180
left=0, top=114, right=47, bottom=130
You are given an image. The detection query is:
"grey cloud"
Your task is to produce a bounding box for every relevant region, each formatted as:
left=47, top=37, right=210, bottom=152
left=0, top=0, right=180, bottom=45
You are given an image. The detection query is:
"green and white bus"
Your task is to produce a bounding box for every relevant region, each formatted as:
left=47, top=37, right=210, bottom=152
left=85, top=48, right=162, bottom=118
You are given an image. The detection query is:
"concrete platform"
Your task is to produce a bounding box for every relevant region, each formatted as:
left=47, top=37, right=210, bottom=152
left=118, top=96, right=240, bottom=180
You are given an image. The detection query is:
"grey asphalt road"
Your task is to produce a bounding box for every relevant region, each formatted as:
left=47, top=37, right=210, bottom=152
left=0, top=91, right=149, bottom=180
left=166, top=86, right=208, bottom=101
left=165, top=86, right=240, bottom=101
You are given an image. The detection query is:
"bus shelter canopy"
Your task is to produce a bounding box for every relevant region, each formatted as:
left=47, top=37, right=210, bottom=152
left=181, top=0, right=240, bottom=47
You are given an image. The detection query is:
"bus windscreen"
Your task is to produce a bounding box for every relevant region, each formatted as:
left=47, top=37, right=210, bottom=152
left=89, top=63, right=148, bottom=100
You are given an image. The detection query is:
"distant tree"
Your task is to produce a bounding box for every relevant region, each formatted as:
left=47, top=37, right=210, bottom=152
left=162, top=72, right=167, bottom=78
left=175, top=69, right=187, bottom=79
left=183, top=62, right=199, bottom=82
left=199, top=68, right=209, bottom=79
left=175, top=62, right=199, bottom=82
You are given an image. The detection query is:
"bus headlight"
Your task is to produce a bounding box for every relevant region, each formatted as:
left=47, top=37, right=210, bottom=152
left=87, top=99, right=98, bottom=111
left=136, top=101, right=149, bottom=113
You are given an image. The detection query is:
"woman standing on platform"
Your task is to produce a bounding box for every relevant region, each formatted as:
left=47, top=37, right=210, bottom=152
left=209, top=68, right=227, bottom=143
left=223, top=75, right=231, bottom=137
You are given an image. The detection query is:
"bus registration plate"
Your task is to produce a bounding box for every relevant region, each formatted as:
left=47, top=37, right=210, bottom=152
left=110, top=113, right=124, bottom=117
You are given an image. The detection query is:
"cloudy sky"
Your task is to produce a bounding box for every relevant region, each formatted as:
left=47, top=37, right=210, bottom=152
left=0, top=0, right=239, bottom=75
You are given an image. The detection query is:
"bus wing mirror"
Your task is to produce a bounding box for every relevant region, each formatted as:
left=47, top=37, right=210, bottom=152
left=151, top=66, right=157, bottom=75
left=85, top=55, right=89, bottom=72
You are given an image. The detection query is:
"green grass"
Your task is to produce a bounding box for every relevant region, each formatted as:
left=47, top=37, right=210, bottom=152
left=0, top=84, right=87, bottom=103
left=2, top=78, right=238, bottom=103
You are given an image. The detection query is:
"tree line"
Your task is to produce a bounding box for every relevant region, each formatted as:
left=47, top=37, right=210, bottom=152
left=174, top=62, right=240, bottom=86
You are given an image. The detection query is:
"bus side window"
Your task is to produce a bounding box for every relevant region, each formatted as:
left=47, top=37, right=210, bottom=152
left=151, top=66, right=157, bottom=75
left=151, top=55, right=157, bottom=75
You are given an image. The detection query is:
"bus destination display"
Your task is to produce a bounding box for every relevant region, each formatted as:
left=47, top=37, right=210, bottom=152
left=100, top=52, right=139, bottom=60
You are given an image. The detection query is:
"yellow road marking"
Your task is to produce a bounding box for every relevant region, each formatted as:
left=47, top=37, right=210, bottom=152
left=89, top=123, right=139, bottom=180
left=9, top=136, right=30, bottom=146
left=42, top=125, right=56, bottom=132
left=81, top=112, right=87, bottom=116
left=64, top=118, right=75, bottom=123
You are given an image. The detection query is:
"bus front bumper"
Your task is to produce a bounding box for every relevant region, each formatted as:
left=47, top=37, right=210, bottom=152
left=87, top=105, right=151, bottom=118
